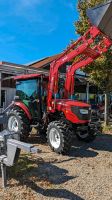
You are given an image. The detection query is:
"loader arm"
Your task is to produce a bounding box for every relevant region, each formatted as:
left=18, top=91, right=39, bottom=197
left=47, top=26, right=112, bottom=111
left=64, top=30, right=112, bottom=98
left=47, top=0, right=112, bottom=112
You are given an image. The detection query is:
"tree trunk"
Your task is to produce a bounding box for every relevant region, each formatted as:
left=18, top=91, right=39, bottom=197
left=104, top=92, right=109, bottom=125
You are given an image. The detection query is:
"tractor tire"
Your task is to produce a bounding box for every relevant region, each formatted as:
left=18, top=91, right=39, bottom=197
left=47, top=120, right=73, bottom=155
left=6, top=107, right=31, bottom=141
left=76, top=128, right=96, bottom=142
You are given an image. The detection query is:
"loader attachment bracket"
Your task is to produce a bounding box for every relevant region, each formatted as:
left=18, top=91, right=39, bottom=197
left=87, top=0, right=112, bottom=40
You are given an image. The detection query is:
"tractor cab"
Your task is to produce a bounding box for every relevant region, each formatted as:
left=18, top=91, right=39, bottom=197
left=14, top=74, right=48, bottom=121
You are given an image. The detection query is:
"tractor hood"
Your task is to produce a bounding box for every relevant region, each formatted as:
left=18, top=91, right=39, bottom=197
left=55, top=99, right=90, bottom=108
left=87, top=0, right=112, bottom=40
left=54, top=99, right=91, bottom=123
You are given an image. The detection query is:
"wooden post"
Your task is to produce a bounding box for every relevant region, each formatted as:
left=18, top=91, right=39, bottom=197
left=104, top=92, right=109, bottom=125
left=86, top=81, right=89, bottom=103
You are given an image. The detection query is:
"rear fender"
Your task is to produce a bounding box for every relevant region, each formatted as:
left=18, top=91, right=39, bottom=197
left=14, top=102, right=32, bottom=120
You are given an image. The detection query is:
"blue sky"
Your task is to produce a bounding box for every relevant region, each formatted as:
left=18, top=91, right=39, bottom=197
left=0, top=0, right=79, bottom=64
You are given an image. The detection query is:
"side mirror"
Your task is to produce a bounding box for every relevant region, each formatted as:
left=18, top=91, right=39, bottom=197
left=14, top=96, right=20, bottom=101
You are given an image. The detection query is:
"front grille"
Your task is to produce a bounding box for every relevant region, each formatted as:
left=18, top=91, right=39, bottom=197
left=71, top=106, right=91, bottom=120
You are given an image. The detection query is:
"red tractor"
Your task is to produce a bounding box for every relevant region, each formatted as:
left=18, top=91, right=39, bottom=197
left=6, top=1, right=112, bottom=154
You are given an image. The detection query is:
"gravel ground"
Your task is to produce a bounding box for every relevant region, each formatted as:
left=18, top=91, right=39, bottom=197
left=0, top=132, right=112, bottom=200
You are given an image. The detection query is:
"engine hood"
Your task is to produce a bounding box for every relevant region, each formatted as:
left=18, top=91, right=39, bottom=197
left=52, top=99, right=91, bottom=124
left=55, top=99, right=90, bottom=108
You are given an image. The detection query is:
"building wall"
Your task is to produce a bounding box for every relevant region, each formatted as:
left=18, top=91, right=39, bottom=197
left=1, top=87, right=16, bottom=108
left=0, top=63, right=39, bottom=110
left=0, top=72, right=16, bottom=109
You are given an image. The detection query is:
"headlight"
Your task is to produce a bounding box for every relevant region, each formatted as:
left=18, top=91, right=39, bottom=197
left=80, top=109, right=89, bottom=115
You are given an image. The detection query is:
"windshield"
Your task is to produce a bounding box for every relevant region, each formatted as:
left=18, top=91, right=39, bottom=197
left=16, top=79, right=39, bottom=100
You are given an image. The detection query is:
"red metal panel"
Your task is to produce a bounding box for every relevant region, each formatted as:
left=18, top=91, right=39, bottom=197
left=14, top=102, right=32, bottom=120
left=14, top=74, right=42, bottom=80
left=54, top=99, right=90, bottom=124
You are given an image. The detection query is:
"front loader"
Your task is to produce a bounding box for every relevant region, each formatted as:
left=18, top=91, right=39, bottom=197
left=5, top=1, right=112, bottom=155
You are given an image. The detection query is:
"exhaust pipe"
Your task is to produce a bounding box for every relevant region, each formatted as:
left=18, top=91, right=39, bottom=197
left=87, top=0, right=112, bottom=40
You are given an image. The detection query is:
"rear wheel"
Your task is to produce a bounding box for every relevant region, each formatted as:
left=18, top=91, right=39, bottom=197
left=47, top=121, right=73, bottom=155
left=7, top=107, right=31, bottom=140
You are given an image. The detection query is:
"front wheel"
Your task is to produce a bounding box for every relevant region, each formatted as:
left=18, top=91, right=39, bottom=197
left=76, top=128, right=96, bottom=142
left=47, top=121, right=73, bottom=155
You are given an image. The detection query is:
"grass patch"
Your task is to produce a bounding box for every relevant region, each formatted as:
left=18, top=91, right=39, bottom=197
left=102, top=124, right=112, bottom=133
left=9, top=153, right=37, bottom=177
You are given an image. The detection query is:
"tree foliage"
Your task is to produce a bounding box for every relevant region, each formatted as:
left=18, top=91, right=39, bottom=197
left=75, top=0, right=112, bottom=92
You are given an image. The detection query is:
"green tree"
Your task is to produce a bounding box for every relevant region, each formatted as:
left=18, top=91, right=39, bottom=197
left=75, top=0, right=112, bottom=124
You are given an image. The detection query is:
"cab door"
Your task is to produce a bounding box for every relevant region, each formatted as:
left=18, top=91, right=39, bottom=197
left=16, top=78, right=42, bottom=120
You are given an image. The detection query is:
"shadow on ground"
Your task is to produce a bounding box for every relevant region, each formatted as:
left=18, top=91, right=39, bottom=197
left=7, top=156, right=83, bottom=200
left=69, top=133, right=112, bottom=157
left=27, top=132, right=112, bottom=159
left=27, top=133, right=47, bottom=144
left=2, top=132, right=111, bottom=199
left=89, top=133, right=112, bottom=152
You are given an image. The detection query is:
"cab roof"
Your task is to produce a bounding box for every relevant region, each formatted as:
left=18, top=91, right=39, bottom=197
left=14, top=73, right=48, bottom=80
